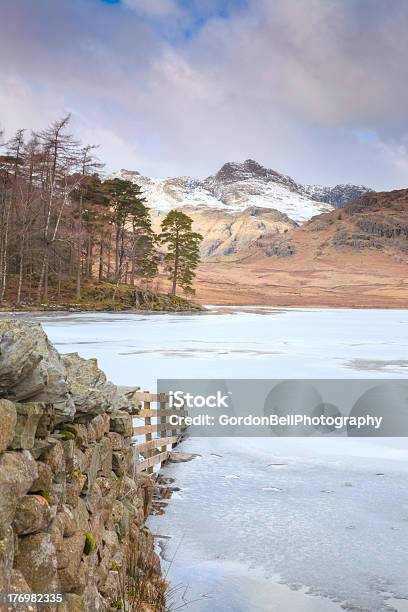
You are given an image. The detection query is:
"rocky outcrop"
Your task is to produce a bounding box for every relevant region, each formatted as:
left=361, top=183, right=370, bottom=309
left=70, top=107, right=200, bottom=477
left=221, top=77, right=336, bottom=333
left=0, top=320, right=164, bottom=611
left=150, top=205, right=297, bottom=258
left=264, top=236, right=296, bottom=257
left=306, top=189, right=408, bottom=255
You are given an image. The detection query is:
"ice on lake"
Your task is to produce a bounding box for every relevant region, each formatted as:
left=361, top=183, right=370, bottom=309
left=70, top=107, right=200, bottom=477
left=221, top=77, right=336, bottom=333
left=5, top=307, right=408, bottom=611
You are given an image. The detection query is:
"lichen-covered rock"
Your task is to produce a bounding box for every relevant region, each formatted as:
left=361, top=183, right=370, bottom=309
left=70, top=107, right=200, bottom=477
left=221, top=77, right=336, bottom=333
left=83, top=444, right=101, bottom=493
left=70, top=448, right=87, bottom=479
left=0, top=450, right=38, bottom=535
left=0, top=320, right=75, bottom=422
left=0, top=321, right=45, bottom=391
left=99, top=437, right=113, bottom=478
left=30, top=435, right=60, bottom=460
left=64, top=423, right=88, bottom=448
left=61, top=439, right=75, bottom=472
left=8, top=569, right=36, bottom=612
left=29, top=461, right=53, bottom=493
left=10, top=402, right=44, bottom=450
left=13, top=495, right=52, bottom=535
left=72, top=557, right=90, bottom=596
left=90, top=414, right=110, bottom=441
left=50, top=480, right=67, bottom=510
left=73, top=498, right=90, bottom=532
left=110, top=411, right=133, bottom=437
left=82, top=584, right=108, bottom=612
left=14, top=532, right=59, bottom=592
left=35, top=405, right=55, bottom=439
left=0, top=399, right=17, bottom=452
left=96, top=531, right=121, bottom=589
left=112, top=449, right=130, bottom=477
left=138, top=474, right=155, bottom=522
left=120, top=475, right=150, bottom=526
left=65, top=473, right=86, bottom=508
left=62, top=353, right=131, bottom=419
left=59, top=594, right=84, bottom=612
left=57, top=532, right=86, bottom=592
left=0, top=526, right=14, bottom=592
left=42, top=440, right=66, bottom=479
left=98, top=569, right=119, bottom=600
left=107, top=431, right=125, bottom=451
left=106, top=500, right=124, bottom=532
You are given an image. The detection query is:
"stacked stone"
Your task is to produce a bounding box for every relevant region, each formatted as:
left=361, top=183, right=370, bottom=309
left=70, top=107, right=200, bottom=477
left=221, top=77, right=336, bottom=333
left=0, top=320, right=162, bottom=611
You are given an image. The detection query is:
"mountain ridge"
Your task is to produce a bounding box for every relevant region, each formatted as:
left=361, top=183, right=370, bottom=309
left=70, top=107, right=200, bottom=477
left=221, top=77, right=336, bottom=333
left=112, top=160, right=371, bottom=224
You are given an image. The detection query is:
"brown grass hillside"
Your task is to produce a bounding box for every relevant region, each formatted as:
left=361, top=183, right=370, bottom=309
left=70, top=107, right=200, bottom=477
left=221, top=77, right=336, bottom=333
left=194, top=189, right=408, bottom=308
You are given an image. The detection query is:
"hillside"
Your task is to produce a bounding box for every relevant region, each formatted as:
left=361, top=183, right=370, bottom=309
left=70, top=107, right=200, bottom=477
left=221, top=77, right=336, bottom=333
left=195, top=189, right=408, bottom=308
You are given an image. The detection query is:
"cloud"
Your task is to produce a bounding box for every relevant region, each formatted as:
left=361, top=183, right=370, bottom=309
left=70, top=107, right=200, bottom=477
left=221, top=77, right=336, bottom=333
left=123, top=0, right=180, bottom=17
left=0, top=0, right=407, bottom=189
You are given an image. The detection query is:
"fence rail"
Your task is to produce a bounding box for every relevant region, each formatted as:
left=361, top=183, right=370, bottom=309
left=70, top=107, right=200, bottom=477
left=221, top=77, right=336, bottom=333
left=132, top=391, right=187, bottom=474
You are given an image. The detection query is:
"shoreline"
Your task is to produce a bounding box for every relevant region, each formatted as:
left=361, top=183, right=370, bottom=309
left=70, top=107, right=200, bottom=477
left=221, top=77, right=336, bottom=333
left=0, top=307, right=206, bottom=315
left=1, top=301, right=408, bottom=315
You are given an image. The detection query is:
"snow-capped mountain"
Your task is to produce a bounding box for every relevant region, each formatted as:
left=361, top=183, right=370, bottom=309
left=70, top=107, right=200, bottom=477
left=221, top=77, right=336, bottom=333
left=111, top=160, right=371, bottom=224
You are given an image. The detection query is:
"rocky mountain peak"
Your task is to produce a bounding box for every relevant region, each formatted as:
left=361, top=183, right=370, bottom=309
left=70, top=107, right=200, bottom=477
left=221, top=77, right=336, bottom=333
left=111, top=162, right=372, bottom=224
left=211, top=159, right=293, bottom=187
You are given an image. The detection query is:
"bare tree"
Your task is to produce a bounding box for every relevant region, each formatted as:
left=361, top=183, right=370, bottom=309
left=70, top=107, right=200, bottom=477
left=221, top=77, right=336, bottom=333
left=0, top=129, right=25, bottom=302
left=35, top=115, right=82, bottom=302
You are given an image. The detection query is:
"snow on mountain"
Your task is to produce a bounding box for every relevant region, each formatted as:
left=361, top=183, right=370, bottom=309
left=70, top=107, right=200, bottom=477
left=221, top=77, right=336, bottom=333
left=301, top=183, right=372, bottom=209
left=109, top=170, right=223, bottom=212
left=111, top=160, right=371, bottom=224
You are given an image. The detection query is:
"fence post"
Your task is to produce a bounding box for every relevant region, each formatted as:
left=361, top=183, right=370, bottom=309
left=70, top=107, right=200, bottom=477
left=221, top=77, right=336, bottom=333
left=159, top=396, right=168, bottom=468
left=144, top=391, right=153, bottom=475
left=171, top=395, right=178, bottom=449
left=132, top=391, right=188, bottom=474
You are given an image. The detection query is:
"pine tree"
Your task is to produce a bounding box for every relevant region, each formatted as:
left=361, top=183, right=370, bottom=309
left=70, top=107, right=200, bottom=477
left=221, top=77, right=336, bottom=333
left=103, top=178, right=158, bottom=284
left=130, top=201, right=159, bottom=285
left=74, top=145, right=104, bottom=298
left=160, top=210, right=202, bottom=295
left=73, top=173, right=109, bottom=283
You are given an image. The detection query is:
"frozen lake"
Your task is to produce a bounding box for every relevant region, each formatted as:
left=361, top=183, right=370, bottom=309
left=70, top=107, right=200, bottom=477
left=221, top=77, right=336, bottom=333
left=6, top=307, right=408, bottom=612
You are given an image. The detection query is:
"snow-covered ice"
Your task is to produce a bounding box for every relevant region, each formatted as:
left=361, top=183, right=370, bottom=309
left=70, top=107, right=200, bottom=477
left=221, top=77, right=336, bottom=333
left=7, top=307, right=408, bottom=611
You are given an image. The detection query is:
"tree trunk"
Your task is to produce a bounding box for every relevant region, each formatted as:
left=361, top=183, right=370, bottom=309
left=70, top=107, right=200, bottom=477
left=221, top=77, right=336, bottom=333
left=98, top=240, right=104, bottom=281
left=171, top=235, right=179, bottom=296
left=87, top=239, right=93, bottom=278
left=16, top=234, right=26, bottom=304
left=115, top=225, right=120, bottom=279
left=43, top=252, right=49, bottom=302
left=37, top=246, right=47, bottom=303
left=0, top=196, right=11, bottom=303
left=76, top=193, right=83, bottom=299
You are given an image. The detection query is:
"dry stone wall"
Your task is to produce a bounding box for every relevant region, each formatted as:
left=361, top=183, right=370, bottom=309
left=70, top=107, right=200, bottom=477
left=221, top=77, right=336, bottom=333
left=0, top=320, right=163, bottom=611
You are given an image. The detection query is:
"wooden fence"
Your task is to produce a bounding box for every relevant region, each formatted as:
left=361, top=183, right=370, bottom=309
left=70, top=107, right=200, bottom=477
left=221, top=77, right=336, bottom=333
left=132, top=391, right=187, bottom=475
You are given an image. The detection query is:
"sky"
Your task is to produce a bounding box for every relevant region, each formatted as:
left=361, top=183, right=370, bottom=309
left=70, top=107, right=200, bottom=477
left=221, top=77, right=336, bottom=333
left=0, top=0, right=408, bottom=189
